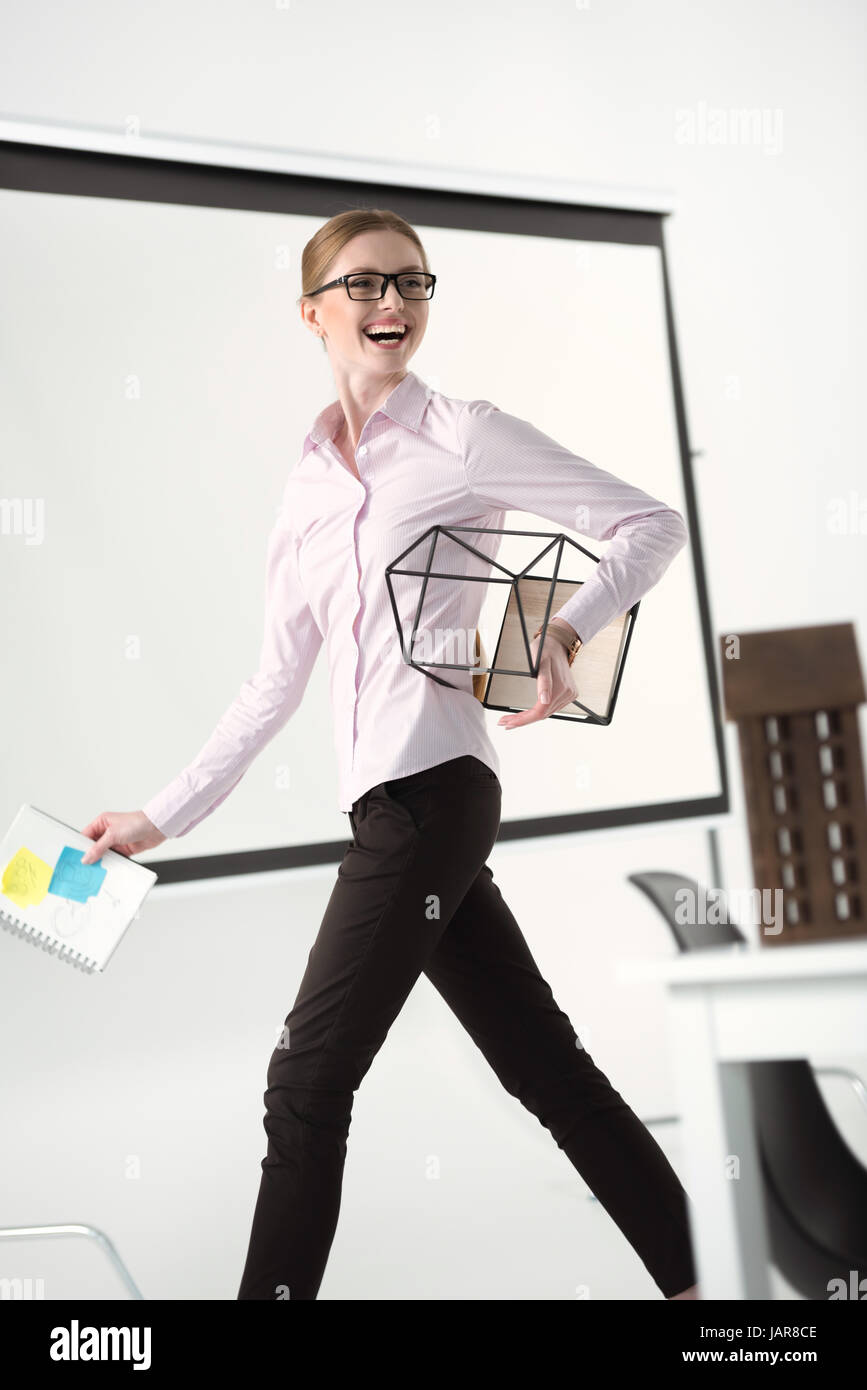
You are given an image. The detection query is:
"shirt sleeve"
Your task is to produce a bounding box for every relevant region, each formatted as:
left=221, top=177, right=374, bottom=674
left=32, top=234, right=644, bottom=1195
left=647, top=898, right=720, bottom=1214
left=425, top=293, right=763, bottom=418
left=456, top=397, right=689, bottom=646
left=141, top=506, right=323, bottom=839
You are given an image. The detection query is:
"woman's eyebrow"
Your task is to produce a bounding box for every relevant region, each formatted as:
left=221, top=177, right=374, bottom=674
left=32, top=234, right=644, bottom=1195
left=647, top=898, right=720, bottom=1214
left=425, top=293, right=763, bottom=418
left=344, top=264, right=424, bottom=273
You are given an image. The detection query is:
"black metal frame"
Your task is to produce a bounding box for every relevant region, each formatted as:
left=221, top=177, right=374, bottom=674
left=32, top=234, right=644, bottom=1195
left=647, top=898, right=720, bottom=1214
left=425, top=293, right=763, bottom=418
left=306, top=272, right=437, bottom=300
left=385, top=525, right=639, bottom=725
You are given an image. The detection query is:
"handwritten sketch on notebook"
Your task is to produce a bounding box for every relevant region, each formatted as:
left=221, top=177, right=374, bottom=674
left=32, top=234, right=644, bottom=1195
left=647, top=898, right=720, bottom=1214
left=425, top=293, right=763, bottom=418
left=0, top=804, right=157, bottom=973
left=484, top=577, right=631, bottom=723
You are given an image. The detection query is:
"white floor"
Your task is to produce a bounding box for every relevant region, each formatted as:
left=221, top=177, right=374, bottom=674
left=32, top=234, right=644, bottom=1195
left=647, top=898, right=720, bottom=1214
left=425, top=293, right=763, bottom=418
left=0, top=1022, right=806, bottom=1300
left=0, top=837, right=840, bottom=1302
left=0, top=1123, right=804, bottom=1301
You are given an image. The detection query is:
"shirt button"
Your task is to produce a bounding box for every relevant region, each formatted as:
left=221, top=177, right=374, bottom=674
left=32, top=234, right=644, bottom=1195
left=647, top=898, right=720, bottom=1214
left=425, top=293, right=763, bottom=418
left=357, top=445, right=368, bottom=458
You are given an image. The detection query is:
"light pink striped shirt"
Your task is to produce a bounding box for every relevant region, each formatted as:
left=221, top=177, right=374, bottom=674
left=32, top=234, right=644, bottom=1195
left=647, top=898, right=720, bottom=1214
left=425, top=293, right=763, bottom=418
left=142, top=370, right=688, bottom=835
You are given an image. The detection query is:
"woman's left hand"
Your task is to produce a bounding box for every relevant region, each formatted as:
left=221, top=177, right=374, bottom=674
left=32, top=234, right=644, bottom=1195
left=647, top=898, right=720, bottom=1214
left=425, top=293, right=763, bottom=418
left=497, top=620, right=578, bottom=728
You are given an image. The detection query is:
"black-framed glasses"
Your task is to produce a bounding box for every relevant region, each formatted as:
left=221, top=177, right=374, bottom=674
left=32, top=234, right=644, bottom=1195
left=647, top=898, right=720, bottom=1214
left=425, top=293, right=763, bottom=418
left=307, top=272, right=436, bottom=301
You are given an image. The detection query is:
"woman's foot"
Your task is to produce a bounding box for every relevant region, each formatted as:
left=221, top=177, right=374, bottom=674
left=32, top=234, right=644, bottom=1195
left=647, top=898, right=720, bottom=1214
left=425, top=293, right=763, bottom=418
left=668, top=1283, right=699, bottom=1299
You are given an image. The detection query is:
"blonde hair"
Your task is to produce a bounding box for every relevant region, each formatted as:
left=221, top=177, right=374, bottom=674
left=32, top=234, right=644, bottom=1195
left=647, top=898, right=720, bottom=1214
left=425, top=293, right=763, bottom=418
left=298, top=208, right=431, bottom=353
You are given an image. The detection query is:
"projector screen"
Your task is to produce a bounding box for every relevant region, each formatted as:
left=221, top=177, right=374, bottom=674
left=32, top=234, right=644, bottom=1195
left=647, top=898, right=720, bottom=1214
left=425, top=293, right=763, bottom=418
left=0, top=135, right=726, bottom=880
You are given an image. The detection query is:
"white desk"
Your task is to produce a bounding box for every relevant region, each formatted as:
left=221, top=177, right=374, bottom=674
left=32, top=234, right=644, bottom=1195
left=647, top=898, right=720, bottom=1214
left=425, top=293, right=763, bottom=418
left=618, top=939, right=867, bottom=1300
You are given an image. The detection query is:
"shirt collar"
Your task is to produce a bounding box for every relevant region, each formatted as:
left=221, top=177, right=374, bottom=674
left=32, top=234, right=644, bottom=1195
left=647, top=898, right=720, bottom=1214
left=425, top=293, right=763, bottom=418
left=301, top=370, right=432, bottom=459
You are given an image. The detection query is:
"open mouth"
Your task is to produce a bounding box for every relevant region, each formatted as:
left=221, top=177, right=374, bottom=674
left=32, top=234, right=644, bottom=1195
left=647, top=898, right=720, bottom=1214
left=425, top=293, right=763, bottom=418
left=362, top=324, right=411, bottom=349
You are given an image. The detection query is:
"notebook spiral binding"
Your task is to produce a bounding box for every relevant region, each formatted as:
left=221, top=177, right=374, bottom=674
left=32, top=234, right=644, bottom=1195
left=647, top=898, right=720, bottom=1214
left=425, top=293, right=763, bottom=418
left=0, top=908, right=99, bottom=974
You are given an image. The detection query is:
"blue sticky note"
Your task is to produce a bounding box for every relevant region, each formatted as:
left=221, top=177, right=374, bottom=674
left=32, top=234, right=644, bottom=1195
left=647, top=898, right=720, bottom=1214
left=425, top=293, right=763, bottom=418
left=48, top=846, right=107, bottom=903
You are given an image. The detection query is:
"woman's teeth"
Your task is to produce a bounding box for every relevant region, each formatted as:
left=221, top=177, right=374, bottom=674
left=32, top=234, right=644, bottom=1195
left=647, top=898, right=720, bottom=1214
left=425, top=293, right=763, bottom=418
left=363, top=326, right=409, bottom=348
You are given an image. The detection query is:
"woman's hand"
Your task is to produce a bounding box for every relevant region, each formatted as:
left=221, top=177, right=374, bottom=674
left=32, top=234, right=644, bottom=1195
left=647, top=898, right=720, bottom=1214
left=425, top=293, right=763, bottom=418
left=80, top=811, right=166, bottom=864
left=498, top=618, right=579, bottom=729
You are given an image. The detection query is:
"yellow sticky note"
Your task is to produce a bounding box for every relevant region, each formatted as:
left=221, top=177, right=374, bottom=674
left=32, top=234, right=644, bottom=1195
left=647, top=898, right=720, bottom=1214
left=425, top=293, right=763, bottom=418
left=2, top=847, right=54, bottom=909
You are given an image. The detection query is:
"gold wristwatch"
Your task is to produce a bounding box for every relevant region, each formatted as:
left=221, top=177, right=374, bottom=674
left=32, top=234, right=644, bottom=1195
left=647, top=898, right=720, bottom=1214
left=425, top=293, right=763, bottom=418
left=533, top=622, right=582, bottom=666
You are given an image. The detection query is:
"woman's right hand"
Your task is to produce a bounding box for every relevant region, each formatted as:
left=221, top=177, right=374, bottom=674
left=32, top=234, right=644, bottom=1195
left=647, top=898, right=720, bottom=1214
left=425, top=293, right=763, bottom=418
left=80, top=810, right=166, bottom=865
left=497, top=621, right=579, bottom=728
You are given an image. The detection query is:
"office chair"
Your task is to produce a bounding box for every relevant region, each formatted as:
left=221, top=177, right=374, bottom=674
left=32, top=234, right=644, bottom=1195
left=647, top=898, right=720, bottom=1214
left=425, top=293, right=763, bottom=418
left=628, top=870, right=867, bottom=1300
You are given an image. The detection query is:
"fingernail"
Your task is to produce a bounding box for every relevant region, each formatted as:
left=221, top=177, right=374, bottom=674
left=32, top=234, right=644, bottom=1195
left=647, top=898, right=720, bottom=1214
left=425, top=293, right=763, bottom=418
left=541, top=692, right=550, bottom=704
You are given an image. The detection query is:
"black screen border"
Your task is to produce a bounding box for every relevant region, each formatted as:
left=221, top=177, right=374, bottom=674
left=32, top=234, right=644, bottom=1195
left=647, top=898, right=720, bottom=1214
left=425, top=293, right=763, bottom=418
left=0, top=135, right=728, bottom=883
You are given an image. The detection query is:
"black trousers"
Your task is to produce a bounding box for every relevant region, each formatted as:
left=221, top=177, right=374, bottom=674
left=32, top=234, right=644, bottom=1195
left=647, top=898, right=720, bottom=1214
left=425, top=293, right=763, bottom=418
left=236, top=754, right=696, bottom=1299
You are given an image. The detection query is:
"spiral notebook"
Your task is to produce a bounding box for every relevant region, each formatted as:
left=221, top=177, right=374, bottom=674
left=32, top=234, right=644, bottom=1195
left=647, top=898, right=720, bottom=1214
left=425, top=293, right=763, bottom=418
left=0, top=804, right=157, bottom=974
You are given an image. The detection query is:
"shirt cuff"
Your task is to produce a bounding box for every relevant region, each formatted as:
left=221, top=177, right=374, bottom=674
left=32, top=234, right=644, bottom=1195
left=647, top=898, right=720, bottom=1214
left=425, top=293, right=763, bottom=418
left=550, top=586, right=617, bottom=648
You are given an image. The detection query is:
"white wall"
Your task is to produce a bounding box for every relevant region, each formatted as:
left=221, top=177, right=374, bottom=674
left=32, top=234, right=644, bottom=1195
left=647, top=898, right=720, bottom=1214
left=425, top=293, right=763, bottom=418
left=1, top=0, right=864, bottom=1300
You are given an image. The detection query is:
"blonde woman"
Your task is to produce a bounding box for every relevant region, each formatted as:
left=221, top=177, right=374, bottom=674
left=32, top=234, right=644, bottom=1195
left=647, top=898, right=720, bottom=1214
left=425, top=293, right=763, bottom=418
left=82, top=208, right=698, bottom=1301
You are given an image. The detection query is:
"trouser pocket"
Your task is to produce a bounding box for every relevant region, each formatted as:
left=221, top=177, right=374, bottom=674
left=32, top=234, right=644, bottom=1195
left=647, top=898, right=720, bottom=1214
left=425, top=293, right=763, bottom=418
left=381, top=774, right=431, bottom=832
left=463, top=757, right=500, bottom=785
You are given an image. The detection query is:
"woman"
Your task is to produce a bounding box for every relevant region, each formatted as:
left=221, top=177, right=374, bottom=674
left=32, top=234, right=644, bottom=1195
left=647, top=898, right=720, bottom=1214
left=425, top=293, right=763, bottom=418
left=81, top=208, right=698, bottom=1301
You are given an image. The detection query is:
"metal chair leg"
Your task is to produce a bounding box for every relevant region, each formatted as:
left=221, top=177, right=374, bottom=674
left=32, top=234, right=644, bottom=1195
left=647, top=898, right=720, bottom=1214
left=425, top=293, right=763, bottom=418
left=0, top=1223, right=143, bottom=1299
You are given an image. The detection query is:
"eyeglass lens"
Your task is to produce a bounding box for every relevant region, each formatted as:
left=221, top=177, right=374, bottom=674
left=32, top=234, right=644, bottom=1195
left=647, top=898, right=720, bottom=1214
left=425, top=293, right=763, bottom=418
left=347, top=273, right=434, bottom=300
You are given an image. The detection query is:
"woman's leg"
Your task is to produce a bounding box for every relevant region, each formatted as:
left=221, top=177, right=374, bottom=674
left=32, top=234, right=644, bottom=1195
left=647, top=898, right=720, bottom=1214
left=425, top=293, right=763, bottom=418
left=236, top=758, right=501, bottom=1299
left=423, top=858, right=698, bottom=1299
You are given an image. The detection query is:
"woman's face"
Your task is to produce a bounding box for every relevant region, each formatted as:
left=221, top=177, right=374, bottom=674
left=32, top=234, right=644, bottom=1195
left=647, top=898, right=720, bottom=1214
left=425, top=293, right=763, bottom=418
left=302, top=228, right=429, bottom=375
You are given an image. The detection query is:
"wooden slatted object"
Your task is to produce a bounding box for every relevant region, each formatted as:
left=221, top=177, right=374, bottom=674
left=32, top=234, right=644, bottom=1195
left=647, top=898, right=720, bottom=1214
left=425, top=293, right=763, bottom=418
left=720, top=622, right=866, bottom=945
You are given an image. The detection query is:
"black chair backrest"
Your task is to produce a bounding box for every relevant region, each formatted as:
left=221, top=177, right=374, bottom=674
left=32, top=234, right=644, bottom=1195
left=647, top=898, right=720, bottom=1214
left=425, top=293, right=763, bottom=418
left=627, top=870, right=747, bottom=951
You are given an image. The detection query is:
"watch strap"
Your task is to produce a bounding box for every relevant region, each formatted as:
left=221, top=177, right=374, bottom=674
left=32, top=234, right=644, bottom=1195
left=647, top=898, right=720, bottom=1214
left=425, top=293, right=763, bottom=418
left=533, top=623, right=582, bottom=666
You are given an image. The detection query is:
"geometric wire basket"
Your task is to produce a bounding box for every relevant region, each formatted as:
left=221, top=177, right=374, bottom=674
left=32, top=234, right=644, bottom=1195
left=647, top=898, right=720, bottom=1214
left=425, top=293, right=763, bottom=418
left=385, top=524, right=639, bottom=725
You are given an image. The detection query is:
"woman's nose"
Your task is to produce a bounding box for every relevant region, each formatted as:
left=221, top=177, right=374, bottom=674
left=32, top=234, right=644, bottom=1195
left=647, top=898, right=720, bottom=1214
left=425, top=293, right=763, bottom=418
left=381, top=288, right=404, bottom=307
